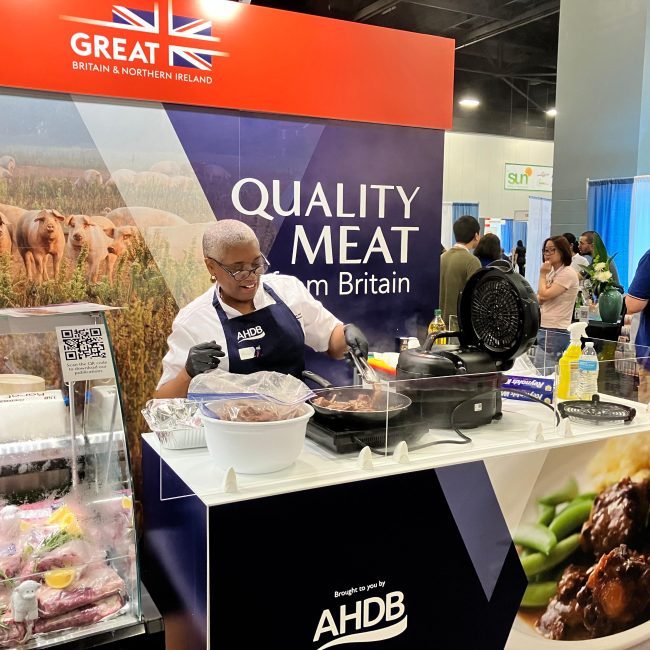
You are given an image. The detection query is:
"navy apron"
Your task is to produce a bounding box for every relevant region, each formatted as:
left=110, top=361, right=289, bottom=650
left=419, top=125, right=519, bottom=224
left=212, top=283, right=306, bottom=378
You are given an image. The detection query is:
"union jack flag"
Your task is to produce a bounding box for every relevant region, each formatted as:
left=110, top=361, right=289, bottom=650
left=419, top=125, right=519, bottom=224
left=61, top=1, right=228, bottom=70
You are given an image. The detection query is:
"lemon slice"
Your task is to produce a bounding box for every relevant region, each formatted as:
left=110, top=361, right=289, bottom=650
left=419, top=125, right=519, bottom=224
left=47, top=505, right=71, bottom=525
left=44, top=568, right=75, bottom=589
left=121, top=496, right=132, bottom=510
left=59, top=512, right=82, bottom=536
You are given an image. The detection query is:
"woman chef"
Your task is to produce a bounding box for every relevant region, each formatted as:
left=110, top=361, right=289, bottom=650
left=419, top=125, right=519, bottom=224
left=155, top=220, right=369, bottom=399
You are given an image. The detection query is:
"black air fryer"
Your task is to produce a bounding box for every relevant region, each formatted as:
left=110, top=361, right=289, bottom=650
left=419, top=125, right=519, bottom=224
left=396, top=266, right=540, bottom=428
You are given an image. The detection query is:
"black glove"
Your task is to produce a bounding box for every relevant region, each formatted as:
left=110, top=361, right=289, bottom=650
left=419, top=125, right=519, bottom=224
left=344, top=323, right=369, bottom=360
left=185, top=341, right=225, bottom=378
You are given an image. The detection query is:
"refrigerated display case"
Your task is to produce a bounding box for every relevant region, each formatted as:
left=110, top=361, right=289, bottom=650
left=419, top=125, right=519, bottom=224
left=0, top=303, right=152, bottom=648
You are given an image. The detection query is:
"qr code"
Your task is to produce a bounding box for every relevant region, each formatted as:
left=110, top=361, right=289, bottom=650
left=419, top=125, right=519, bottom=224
left=60, top=327, right=107, bottom=361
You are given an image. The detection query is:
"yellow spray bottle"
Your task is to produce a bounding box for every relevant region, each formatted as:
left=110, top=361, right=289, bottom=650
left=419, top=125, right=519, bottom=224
left=557, top=322, right=588, bottom=400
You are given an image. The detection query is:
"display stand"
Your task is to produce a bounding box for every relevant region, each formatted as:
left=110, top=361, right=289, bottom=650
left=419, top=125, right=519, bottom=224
left=0, top=304, right=163, bottom=649
left=143, top=366, right=650, bottom=649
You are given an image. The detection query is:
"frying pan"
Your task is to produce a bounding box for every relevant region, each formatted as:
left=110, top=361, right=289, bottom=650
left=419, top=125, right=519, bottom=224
left=302, top=370, right=411, bottom=424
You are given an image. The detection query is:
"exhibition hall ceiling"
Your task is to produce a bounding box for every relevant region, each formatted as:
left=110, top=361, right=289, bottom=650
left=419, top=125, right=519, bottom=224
left=253, top=0, right=559, bottom=140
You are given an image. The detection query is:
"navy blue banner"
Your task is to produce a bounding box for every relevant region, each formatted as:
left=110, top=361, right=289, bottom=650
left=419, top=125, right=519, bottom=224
left=166, top=107, right=443, bottom=385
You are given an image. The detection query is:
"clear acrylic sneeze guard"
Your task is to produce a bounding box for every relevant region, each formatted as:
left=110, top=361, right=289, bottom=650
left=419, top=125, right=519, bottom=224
left=0, top=304, right=141, bottom=648
left=151, top=333, right=650, bottom=506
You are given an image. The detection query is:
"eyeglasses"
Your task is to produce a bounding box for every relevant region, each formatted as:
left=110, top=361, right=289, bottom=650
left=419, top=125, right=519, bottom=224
left=208, top=253, right=270, bottom=281
left=543, top=247, right=557, bottom=254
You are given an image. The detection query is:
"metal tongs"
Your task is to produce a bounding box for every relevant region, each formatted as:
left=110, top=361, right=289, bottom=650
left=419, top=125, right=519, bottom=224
left=347, top=351, right=380, bottom=384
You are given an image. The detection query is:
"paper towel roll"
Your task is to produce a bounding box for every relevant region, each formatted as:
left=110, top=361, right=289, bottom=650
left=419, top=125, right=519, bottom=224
left=0, top=374, right=46, bottom=395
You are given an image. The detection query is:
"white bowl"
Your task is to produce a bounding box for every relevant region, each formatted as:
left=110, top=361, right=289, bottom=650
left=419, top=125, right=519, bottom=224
left=200, top=403, right=314, bottom=474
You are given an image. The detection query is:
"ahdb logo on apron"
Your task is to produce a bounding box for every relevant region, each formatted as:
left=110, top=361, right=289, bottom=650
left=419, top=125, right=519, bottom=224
left=237, top=326, right=266, bottom=343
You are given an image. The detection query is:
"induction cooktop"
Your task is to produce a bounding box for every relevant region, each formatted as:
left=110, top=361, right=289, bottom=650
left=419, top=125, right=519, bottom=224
left=306, top=412, right=428, bottom=454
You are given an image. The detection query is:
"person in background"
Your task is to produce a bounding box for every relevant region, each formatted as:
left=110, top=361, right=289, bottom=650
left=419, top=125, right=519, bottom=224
left=474, top=232, right=502, bottom=267
left=155, top=220, right=369, bottom=399
left=537, top=236, right=580, bottom=329
left=563, top=232, right=589, bottom=274
left=579, top=230, right=620, bottom=285
left=513, top=239, right=526, bottom=276
left=439, top=215, right=481, bottom=327
left=625, top=250, right=650, bottom=402
left=534, top=236, right=580, bottom=372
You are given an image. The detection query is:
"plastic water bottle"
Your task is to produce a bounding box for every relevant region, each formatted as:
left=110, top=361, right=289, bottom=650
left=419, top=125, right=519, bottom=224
left=577, top=342, right=599, bottom=400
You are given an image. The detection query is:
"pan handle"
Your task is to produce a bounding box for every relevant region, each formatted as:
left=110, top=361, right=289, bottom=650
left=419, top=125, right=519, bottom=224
left=302, top=370, right=333, bottom=389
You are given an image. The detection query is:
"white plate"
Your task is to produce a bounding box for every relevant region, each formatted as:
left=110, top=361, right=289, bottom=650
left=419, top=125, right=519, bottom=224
left=505, top=440, right=650, bottom=650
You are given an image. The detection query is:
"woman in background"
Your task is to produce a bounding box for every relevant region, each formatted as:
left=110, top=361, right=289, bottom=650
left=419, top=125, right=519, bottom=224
left=513, top=239, right=526, bottom=275
left=474, top=233, right=502, bottom=267
left=534, top=236, right=580, bottom=372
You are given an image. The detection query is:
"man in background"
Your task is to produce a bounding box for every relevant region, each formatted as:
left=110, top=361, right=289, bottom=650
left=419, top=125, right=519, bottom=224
left=563, top=232, right=589, bottom=274
left=625, top=249, right=650, bottom=402
left=439, top=215, right=481, bottom=327
left=579, top=230, right=620, bottom=285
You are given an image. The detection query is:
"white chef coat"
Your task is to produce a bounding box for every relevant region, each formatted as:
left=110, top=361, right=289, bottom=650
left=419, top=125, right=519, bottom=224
left=158, top=273, right=342, bottom=387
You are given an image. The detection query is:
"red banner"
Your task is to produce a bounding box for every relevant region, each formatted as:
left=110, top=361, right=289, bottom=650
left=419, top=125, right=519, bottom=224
left=0, top=0, right=454, bottom=129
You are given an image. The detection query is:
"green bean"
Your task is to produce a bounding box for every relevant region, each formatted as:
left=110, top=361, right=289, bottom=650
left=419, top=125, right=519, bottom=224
left=514, top=523, right=557, bottom=555
left=538, top=477, right=578, bottom=505
left=537, top=503, right=556, bottom=526
left=520, top=581, right=558, bottom=608
left=520, top=533, right=581, bottom=577
left=549, top=501, right=593, bottom=540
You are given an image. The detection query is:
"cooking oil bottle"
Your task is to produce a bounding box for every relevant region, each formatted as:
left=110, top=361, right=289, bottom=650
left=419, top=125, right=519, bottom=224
left=428, top=309, right=447, bottom=345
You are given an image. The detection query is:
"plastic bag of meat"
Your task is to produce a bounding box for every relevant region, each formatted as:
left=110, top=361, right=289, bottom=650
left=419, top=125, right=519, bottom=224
left=21, top=539, right=105, bottom=578
left=34, top=594, right=124, bottom=634
left=189, top=369, right=315, bottom=422
left=38, top=563, right=125, bottom=618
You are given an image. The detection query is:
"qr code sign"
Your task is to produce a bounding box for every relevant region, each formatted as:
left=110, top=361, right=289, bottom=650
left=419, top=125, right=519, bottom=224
left=60, top=327, right=107, bottom=361
left=56, top=325, right=113, bottom=382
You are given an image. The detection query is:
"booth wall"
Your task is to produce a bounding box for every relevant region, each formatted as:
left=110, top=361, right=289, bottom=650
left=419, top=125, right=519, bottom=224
left=443, top=132, right=553, bottom=219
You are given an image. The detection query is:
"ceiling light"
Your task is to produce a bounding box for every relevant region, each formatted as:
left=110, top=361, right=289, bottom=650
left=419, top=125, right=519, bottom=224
left=459, top=98, right=480, bottom=108
left=545, top=108, right=557, bottom=117
left=201, top=0, right=244, bottom=19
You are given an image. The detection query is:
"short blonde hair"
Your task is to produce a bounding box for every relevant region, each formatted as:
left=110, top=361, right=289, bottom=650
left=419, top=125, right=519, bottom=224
left=202, top=219, right=258, bottom=260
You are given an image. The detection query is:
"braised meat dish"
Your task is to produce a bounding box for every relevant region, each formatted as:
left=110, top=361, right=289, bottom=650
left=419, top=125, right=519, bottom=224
left=535, top=478, right=650, bottom=641
left=537, top=565, right=590, bottom=640
left=580, top=477, right=649, bottom=557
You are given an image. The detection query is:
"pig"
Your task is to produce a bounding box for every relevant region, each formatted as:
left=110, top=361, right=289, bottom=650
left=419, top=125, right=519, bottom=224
left=0, top=212, right=13, bottom=255
left=74, top=169, right=103, bottom=188
left=134, top=171, right=169, bottom=186
left=105, top=206, right=187, bottom=228
left=16, top=209, right=65, bottom=282
left=0, top=168, right=11, bottom=180
left=150, top=160, right=181, bottom=176
left=0, top=203, right=26, bottom=228
left=105, top=225, right=139, bottom=279
left=105, top=168, right=136, bottom=188
left=0, top=156, right=15, bottom=175
left=145, top=222, right=212, bottom=261
left=169, top=175, right=196, bottom=190
left=85, top=215, right=136, bottom=280
left=64, top=215, right=113, bottom=283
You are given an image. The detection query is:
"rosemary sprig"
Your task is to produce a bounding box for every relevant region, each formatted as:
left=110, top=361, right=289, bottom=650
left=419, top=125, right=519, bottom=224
left=35, top=530, right=80, bottom=556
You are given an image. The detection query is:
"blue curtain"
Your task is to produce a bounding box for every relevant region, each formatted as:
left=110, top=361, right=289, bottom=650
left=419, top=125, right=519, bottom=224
left=513, top=221, right=528, bottom=249
left=587, top=178, right=633, bottom=288
left=451, top=203, right=479, bottom=244
left=501, top=219, right=514, bottom=255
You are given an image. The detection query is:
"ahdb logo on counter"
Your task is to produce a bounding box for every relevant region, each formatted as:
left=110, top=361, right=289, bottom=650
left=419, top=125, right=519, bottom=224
left=313, top=590, right=407, bottom=649
left=60, top=0, right=230, bottom=82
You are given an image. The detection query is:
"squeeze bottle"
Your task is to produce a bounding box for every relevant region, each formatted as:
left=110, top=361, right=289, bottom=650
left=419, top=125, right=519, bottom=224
left=556, top=322, right=588, bottom=400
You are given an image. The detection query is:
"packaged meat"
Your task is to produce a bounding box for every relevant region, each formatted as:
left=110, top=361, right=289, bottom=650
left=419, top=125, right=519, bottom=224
left=34, top=594, right=124, bottom=634
left=38, top=563, right=125, bottom=618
